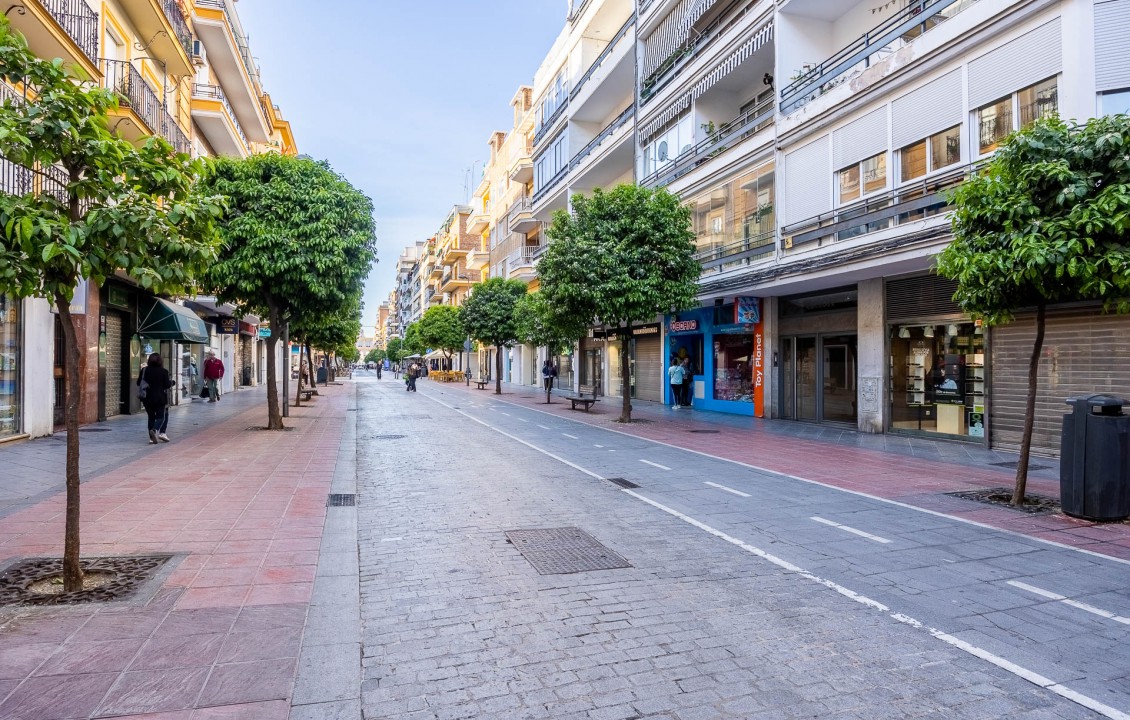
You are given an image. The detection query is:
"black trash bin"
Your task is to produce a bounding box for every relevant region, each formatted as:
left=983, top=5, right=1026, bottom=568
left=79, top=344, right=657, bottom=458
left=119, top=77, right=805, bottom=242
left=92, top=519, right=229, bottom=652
left=242, top=365, right=252, bottom=386
left=1060, top=394, right=1130, bottom=521
left=316, top=367, right=327, bottom=384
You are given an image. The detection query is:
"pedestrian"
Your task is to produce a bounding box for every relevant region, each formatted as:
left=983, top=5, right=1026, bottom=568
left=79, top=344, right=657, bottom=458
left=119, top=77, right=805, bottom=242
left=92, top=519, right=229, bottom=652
left=376, top=363, right=382, bottom=380
left=203, top=350, right=224, bottom=402
left=681, top=357, right=693, bottom=409
left=541, top=358, right=557, bottom=403
left=137, top=352, right=174, bottom=444
left=406, top=362, right=418, bottom=392
left=393, top=363, right=400, bottom=379
left=667, top=356, right=685, bottom=409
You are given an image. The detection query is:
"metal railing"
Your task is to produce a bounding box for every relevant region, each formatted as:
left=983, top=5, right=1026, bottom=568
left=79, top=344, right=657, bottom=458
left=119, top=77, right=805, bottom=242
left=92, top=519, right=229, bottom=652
left=158, top=108, right=191, bottom=155
left=508, top=196, right=532, bottom=220
left=159, top=0, right=193, bottom=59
left=570, top=15, right=635, bottom=101
left=195, top=0, right=265, bottom=99
left=101, top=59, right=161, bottom=134
left=779, top=0, right=974, bottom=114
left=193, top=83, right=249, bottom=150
left=35, top=0, right=99, bottom=64
left=533, top=90, right=570, bottom=147
left=532, top=105, right=635, bottom=204
left=696, top=229, right=775, bottom=272
left=520, top=243, right=547, bottom=262
left=640, top=98, right=773, bottom=187
left=780, top=161, right=978, bottom=250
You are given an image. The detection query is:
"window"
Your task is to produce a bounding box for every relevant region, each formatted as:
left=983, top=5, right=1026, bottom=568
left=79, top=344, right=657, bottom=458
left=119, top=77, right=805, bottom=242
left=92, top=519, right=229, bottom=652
left=1099, top=89, right=1130, bottom=116
left=978, top=77, right=1058, bottom=155
left=837, top=152, right=885, bottom=204
left=900, top=125, right=961, bottom=183
left=642, top=114, right=694, bottom=177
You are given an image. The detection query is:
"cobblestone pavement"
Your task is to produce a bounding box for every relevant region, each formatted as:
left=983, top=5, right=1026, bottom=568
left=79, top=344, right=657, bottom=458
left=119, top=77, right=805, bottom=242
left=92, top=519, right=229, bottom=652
left=356, top=376, right=1125, bottom=720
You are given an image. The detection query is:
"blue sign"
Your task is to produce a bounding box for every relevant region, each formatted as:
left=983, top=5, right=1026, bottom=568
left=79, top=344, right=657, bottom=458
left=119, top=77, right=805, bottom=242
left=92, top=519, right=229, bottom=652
left=736, top=297, right=761, bottom=324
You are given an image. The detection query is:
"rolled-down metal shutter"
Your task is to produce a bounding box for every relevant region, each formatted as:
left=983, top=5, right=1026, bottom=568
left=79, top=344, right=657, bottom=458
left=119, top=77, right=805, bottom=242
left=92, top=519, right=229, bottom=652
left=885, top=274, right=961, bottom=321
left=968, top=18, right=1061, bottom=107
left=103, top=312, right=124, bottom=418
left=833, top=108, right=888, bottom=170
left=990, top=307, right=1130, bottom=457
left=781, top=136, right=831, bottom=225
left=1095, top=0, right=1130, bottom=91
left=892, top=69, right=963, bottom=149
left=633, top=334, right=662, bottom=402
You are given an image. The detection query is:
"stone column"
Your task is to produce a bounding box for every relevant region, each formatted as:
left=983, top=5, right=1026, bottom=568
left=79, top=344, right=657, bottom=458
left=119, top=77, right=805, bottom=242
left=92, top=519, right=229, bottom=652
left=856, top=278, right=886, bottom=433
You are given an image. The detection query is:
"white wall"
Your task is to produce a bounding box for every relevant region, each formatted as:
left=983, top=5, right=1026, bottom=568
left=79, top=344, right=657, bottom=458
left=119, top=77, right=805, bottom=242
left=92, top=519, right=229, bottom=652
left=22, top=297, right=55, bottom=438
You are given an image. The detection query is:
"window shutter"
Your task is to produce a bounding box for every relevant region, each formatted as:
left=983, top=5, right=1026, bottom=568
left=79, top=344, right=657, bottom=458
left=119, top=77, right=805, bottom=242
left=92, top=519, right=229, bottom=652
left=892, top=70, right=963, bottom=148
left=781, top=136, right=831, bottom=225
left=832, top=108, right=888, bottom=170
left=1095, top=0, right=1130, bottom=91
left=968, top=18, right=1061, bottom=107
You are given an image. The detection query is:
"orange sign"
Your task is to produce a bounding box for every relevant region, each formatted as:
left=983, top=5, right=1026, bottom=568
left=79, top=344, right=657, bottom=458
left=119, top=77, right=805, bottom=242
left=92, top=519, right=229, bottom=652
left=753, top=317, right=764, bottom=418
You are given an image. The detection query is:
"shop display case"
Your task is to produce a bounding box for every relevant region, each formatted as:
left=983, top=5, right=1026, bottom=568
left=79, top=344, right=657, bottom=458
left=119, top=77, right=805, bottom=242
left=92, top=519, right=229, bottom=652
left=906, top=361, right=926, bottom=405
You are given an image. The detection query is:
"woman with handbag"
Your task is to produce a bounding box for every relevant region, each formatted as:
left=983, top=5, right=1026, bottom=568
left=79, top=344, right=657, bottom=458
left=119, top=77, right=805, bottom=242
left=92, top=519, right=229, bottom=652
left=137, top=353, right=174, bottom=444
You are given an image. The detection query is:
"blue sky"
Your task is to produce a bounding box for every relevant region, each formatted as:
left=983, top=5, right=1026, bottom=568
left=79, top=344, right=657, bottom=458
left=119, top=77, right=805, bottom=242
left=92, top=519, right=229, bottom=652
left=236, top=1, right=566, bottom=334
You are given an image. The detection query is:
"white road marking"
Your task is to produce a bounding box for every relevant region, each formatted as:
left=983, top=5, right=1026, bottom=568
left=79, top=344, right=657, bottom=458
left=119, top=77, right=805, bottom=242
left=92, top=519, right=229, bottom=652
left=704, top=481, right=750, bottom=498
left=500, top=412, right=511, bottom=416
left=810, top=516, right=892, bottom=544
left=537, top=424, right=552, bottom=430
left=594, top=444, right=604, bottom=448
left=562, top=433, right=578, bottom=439
left=640, top=459, right=671, bottom=470
left=517, top=418, right=528, bottom=423
left=623, top=490, right=1130, bottom=720
left=380, top=537, right=402, bottom=542
left=1008, top=580, right=1130, bottom=625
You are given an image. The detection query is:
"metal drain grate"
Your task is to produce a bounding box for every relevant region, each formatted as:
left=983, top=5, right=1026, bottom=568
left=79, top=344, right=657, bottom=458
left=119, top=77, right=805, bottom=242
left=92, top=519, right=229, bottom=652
left=688, top=429, right=720, bottom=434
left=327, top=494, right=356, bottom=507
left=505, top=527, right=631, bottom=575
left=371, top=434, right=405, bottom=440
left=606, top=477, right=639, bottom=489
left=990, top=461, right=1051, bottom=471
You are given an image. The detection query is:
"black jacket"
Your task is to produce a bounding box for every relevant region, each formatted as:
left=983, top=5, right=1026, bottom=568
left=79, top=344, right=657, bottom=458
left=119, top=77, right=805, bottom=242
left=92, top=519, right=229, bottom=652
left=138, top=365, right=174, bottom=408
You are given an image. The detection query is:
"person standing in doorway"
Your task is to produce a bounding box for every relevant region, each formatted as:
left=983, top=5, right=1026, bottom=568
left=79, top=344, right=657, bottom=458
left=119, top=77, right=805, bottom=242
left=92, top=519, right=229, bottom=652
left=667, top=357, right=685, bottom=409
left=138, top=353, right=174, bottom=443
left=681, top=357, right=693, bottom=409
left=203, top=350, right=224, bottom=402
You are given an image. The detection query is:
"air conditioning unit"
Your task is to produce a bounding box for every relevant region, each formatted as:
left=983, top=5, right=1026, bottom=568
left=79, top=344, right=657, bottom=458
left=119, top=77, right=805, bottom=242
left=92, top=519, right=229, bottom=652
left=191, top=39, right=206, bottom=65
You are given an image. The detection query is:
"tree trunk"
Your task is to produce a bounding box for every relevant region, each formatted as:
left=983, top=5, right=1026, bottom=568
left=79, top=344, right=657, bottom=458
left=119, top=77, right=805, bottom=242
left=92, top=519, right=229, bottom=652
left=265, top=301, right=285, bottom=429
left=495, top=345, right=502, bottom=395
left=306, top=343, right=318, bottom=394
left=619, top=323, right=633, bottom=423
left=55, top=292, right=84, bottom=592
left=1013, top=301, right=1046, bottom=506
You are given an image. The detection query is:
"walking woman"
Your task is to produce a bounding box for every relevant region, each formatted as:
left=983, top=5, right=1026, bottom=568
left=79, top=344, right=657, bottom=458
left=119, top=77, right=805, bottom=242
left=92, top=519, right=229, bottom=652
left=138, top=352, right=174, bottom=444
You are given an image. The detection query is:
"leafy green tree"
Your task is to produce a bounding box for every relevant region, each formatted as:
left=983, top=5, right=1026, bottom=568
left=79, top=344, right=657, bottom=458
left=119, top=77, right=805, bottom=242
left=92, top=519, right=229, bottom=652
left=364, top=348, right=382, bottom=365
left=402, top=322, right=425, bottom=357
left=937, top=114, right=1130, bottom=505
left=0, top=19, right=221, bottom=591
left=385, top=337, right=405, bottom=365
left=416, top=305, right=466, bottom=366
left=461, top=277, right=529, bottom=394
left=538, top=184, right=699, bottom=422
left=516, top=292, right=585, bottom=402
left=201, top=153, right=376, bottom=429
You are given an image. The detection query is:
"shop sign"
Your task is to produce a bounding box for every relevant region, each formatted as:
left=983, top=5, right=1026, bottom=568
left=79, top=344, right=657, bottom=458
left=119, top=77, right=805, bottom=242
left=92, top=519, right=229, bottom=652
left=258, top=327, right=273, bottom=338
left=107, top=286, right=130, bottom=309
left=239, top=321, right=256, bottom=336
left=735, top=297, right=761, bottom=324
left=753, top=314, right=765, bottom=419
left=594, top=323, right=660, bottom=339
left=215, top=317, right=238, bottom=335
left=669, top=319, right=698, bottom=333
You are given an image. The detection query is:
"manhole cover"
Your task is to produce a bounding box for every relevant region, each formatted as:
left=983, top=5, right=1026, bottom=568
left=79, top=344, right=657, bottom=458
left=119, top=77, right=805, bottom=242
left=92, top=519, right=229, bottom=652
left=505, top=527, right=631, bottom=575
left=371, top=434, right=405, bottom=440
left=606, top=477, right=640, bottom=489
left=327, top=494, right=356, bottom=507
left=990, top=461, right=1052, bottom=471
left=0, top=555, right=173, bottom=606
left=688, top=429, right=720, bottom=434
left=946, top=487, right=1060, bottom=514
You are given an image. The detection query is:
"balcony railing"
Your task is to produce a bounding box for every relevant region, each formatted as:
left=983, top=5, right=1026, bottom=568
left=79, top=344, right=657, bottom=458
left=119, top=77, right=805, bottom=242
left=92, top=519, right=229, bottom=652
left=533, top=91, right=570, bottom=147
left=696, top=229, right=775, bottom=273
left=570, top=15, right=635, bottom=102
left=196, top=0, right=264, bottom=96
left=102, top=59, right=161, bottom=134
left=779, top=0, right=975, bottom=114
left=508, top=196, right=532, bottom=220
left=193, top=83, right=249, bottom=150
left=35, top=0, right=99, bottom=64
left=520, top=243, right=547, bottom=262
left=532, top=106, right=635, bottom=205
left=780, top=161, right=977, bottom=251
left=159, top=0, right=193, bottom=59
left=158, top=108, right=191, bottom=155
left=641, top=97, right=773, bottom=188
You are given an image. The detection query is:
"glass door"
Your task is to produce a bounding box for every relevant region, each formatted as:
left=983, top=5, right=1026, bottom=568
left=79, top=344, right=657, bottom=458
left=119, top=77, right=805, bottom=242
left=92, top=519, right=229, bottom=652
left=795, top=337, right=818, bottom=421
left=780, top=334, right=856, bottom=424
left=821, top=334, right=857, bottom=424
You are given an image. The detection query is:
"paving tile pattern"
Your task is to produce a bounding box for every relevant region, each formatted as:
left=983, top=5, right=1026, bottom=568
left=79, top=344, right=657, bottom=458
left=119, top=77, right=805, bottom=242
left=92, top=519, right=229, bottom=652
left=0, top=388, right=349, bottom=719
left=357, top=379, right=1098, bottom=720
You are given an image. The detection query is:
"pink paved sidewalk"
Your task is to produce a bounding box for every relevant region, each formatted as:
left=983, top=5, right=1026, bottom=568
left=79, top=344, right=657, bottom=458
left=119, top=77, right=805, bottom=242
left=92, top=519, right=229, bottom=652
left=446, top=381, right=1130, bottom=562
left=0, top=387, right=348, bottom=719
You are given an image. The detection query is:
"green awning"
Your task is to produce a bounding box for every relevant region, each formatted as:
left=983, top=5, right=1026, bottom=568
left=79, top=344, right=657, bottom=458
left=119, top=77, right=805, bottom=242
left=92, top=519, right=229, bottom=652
left=138, top=297, right=209, bottom=344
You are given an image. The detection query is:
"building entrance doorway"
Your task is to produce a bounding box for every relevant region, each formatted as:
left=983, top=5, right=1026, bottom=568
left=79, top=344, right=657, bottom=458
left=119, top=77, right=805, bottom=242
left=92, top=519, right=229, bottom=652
left=780, top=334, right=858, bottom=424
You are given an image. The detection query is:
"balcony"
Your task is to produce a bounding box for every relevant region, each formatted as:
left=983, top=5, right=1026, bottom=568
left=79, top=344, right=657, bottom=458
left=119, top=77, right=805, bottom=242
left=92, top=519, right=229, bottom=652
left=569, top=14, right=635, bottom=125
left=506, top=196, right=536, bottom=232
left=780, top=162, right=973, bottom=252
left=102, top=59, right=189, bottom=153
left=192, top=83, right=248, bottom=157
left=193, top=0, right=271, bottom=143
left=10, top=0, right=100, bottom=76
left=441, top=269, right=477, bottom=293
left=506, top=244, right=545, bottom=282
left=508, top=157, right=533, bottom=184
left=779, top=0, right=976, bottom=114
left=696, top=229, right=776, bottom=275
left=467, top=211, right=489, bottom=234
left=117, top=0, right=193, bottom=75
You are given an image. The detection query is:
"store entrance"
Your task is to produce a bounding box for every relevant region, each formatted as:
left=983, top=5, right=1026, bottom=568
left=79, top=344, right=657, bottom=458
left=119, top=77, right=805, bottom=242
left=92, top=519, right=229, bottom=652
left=581, top=346, right=603, bottom=396
left=780, top=334, right=857, bottom=424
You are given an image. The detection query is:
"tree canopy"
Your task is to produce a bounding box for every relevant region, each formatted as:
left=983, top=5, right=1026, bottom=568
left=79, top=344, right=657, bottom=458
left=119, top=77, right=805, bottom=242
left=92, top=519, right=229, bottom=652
left=402, top=322, right=425, bottom=357
left=200, top=153, right=377, bottom=428
left=0, top=17, right=222, bottom=590
left=416, top=304, right=466, bottom=360
left=516, top=292, right=582, bottom=358
left=538, top=184, right=699, bottom=421
left=385, top=337, right=405, bottom=364
left=461, top=277, right=528, bottom=393
left=937, top=113, right=1130, bottom=503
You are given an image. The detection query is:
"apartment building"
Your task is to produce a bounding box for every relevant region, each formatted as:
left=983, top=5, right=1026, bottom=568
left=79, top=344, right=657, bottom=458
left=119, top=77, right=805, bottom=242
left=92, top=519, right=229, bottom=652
left=434, top=205, right=481, bottom=308
left=0, top=0, right=294, bottom=441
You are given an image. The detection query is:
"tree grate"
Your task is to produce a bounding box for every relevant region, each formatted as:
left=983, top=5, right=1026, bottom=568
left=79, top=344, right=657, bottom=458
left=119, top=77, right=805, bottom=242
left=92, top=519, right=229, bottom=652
left=688, top=429, right=720, bottom=434
left=0, top=555, right=172, bottom=606
left=505, top=527, right=632, bottom=575
left=606, top=477, right=640, bottom=489
left=990, top=460, right=1051, bottom=471
left=327, top=494, right=356, bottom=507
left=946, top=487, right=1059, bottom=514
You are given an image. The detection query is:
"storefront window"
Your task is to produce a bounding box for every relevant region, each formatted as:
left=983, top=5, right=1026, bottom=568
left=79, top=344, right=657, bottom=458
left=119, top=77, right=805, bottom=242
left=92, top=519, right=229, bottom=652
left=0, top=294, right=20, bottom=438
left=889, top=322, right=985, bottom=439
left=713, top=334, right=753, bottom=403
left=689, top=162, right=775, bottom=260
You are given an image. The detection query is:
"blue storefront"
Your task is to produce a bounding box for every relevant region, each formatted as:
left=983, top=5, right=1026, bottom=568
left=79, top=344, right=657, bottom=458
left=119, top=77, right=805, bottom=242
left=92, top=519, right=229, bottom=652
left=665, top=298, right=764, bottom=417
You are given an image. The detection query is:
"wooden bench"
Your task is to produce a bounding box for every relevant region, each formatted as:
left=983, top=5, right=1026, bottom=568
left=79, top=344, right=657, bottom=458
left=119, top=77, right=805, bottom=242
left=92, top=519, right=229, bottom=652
left=298, top=389, right=315, bottom=401
left=564, top=384, right=600, bottom=412
left=474, top=379, right=490, bottom=390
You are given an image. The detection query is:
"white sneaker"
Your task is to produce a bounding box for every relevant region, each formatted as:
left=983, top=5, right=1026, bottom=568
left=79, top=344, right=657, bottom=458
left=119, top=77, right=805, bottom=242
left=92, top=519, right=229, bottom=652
left=157, top=433, right=170, bottom=443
